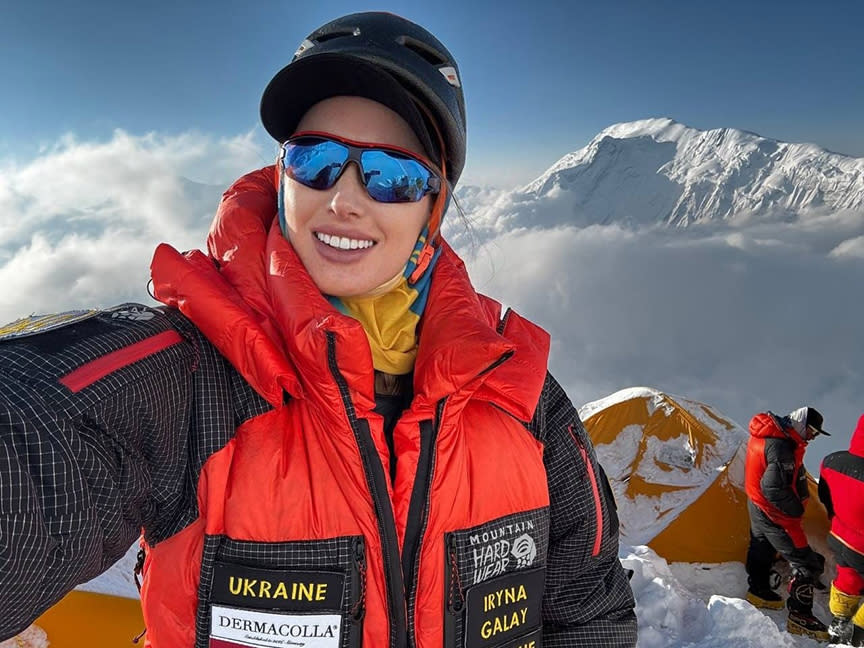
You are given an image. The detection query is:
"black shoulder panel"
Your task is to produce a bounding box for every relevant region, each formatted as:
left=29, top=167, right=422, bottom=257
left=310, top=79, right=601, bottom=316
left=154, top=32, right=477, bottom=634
left=0, top=303, right=195, bottom=412
left=823, top=450, right=864, bottom=482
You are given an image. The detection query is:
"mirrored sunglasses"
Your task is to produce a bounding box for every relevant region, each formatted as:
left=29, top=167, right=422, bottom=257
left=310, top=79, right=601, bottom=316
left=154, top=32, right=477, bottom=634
left=280, top=131, right=441, bottom=203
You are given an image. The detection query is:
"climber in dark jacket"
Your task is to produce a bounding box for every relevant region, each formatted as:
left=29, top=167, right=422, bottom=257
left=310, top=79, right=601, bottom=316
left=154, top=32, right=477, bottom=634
left=744, top=406, right=829, bottom=640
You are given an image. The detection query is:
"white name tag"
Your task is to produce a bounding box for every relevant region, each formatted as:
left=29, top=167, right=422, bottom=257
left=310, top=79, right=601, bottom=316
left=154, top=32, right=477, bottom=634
left=210, top=605, right=342, bottom=648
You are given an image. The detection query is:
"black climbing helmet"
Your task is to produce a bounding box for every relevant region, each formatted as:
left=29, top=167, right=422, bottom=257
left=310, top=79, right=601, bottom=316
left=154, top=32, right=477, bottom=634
left=260, top=11, right=467, bottom=186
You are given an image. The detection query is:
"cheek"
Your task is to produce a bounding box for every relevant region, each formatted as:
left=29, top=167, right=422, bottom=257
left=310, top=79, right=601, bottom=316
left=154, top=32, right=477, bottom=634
left=394, top=201, right=432, bottom=244
left=281, top=182, right=314, bottom=234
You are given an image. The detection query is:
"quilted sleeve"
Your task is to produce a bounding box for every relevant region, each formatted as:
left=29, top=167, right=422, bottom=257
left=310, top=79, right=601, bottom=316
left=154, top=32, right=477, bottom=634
left=531, top=373, right=637, bottom=647
left=0, top=307, right=197, bottom=640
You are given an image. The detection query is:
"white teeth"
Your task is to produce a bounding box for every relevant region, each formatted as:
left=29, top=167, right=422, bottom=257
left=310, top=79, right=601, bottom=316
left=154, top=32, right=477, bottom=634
left=316, top=232, right=374, bottom=250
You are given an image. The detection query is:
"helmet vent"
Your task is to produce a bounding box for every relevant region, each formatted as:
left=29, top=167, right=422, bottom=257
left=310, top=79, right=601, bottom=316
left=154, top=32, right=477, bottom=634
left=397, top=35, right=448, bottom=66
left=314, top=28, right=360, bottom=44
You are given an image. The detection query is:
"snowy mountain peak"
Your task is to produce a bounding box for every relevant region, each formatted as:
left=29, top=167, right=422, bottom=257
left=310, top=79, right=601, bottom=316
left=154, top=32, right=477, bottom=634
left=519, top=118, right=864, bottom=227
left=597, top=117, right=686, bottom=141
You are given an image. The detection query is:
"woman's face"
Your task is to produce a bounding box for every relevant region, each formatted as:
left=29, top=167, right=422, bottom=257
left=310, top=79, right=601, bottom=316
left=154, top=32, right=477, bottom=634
left=282, top=96, right=433, bottom=298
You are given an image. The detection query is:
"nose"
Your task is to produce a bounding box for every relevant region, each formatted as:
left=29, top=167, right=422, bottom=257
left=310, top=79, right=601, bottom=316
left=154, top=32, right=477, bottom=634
left=329, top=161, right=368, bottom=217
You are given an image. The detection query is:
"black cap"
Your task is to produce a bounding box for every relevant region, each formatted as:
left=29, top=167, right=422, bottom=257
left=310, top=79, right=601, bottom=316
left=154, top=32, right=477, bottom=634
left=261, top=55, right=437, bottom=162
left=806, top=407, right=830, bottom=436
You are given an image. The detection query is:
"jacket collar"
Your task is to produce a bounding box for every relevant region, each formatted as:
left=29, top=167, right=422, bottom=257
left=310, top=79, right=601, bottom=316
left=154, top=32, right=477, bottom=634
left=261, top=223, right=519, bottom=411
left=151, top=170, right=545, bottom=418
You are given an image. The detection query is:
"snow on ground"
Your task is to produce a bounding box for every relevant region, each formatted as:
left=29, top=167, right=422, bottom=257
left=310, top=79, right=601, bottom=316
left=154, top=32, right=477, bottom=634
left=624, top=544, right=851, bottom=647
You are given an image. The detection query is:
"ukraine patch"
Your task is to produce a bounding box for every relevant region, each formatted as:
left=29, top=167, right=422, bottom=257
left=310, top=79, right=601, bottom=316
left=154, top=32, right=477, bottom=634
left=0, top=309, right=100, bottom=341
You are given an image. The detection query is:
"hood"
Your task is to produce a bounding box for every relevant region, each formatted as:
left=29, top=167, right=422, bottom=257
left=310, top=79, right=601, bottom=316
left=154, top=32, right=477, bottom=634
left=750, top=411, right=806, bottom=446
left=850, top=414, right=864, bottom=457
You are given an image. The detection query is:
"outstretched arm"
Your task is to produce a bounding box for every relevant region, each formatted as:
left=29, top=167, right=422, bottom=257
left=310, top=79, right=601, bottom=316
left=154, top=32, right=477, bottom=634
left=0, top=306, right=196, bottom=639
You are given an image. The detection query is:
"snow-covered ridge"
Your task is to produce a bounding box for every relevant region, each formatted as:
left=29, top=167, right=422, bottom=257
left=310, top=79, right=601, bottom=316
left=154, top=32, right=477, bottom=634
left=519, top=117, right=864, bottom=227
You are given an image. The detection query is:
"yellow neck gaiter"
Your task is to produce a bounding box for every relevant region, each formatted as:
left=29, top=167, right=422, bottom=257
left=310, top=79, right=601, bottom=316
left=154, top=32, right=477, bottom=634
left=328, top=228, right=440, bottom=375
left=339, top=273, right=420, bottom=375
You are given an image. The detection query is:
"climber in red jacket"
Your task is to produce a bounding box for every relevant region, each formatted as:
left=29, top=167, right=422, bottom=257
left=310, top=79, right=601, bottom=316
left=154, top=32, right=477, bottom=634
left=744, top=406, right=830, bottom=640
left=820, top=414, right=864, bottom=645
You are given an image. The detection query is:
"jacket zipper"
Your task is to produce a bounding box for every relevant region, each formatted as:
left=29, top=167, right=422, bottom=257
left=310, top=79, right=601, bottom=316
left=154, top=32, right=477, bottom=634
left=438, top=352, right=513, bottom=648
left=327, top=333, right=407, bottom=648
left=350, top=537, right=367, bottom=648
left=568, top=424, right=604, bottom=556
left=328, top=330, right=514, bottom=647
left=403, top=399, right=446, bottom=647
left=443, top=533, right=464, bottom=648
left=496, top=307, right=511, bottom=334
left=132, top=539, right=148, bottom=643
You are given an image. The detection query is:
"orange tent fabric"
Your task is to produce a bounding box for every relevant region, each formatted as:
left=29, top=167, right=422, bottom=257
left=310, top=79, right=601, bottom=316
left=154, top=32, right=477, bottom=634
left=581, top=387, right=830, bottom=564
left=32, top=590, right=143, bottom=647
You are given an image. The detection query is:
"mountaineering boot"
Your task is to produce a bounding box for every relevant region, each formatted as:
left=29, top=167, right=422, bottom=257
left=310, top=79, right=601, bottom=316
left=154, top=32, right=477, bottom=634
left=786, top=577, right=829, bottom=641
left=829, top=616, right=854, bottom=644
left=746, top=586, right=784, bottom=610
left=852, top=603, right=864, bottom=646
left=787, top=610, right=830, bottom=641
left=828, top=584, right=861, bottom=643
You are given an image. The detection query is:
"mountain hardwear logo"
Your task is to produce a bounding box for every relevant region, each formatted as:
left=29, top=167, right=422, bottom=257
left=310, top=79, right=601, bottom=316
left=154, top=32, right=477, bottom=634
left=111, top=307, right=156, bottom=321
left=510, top=534, right=537, bottom=568
left=469, top=520, right=536, bottom=584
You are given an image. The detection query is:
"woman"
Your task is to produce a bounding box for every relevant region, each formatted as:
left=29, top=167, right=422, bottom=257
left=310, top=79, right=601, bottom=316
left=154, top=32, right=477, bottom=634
left=0, top=12, right=636, bottom=647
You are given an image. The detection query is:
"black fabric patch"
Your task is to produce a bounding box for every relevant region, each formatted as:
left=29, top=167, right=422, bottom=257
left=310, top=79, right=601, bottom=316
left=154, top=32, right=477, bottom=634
left=12, top=316, right=123, bottom=355
left=211, top=562, right=345, bottom=612
left=490, top=628, right=542, bottom=648
left=463, top=567, right=544, bottom=648
left=823, top=451, right=864, bottom=482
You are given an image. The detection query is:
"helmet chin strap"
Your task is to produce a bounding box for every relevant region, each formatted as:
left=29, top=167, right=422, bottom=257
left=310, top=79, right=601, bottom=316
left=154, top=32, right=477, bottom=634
left=408, top=187, right=445, bottom=284
left=409, top=102, right=448, bottom=284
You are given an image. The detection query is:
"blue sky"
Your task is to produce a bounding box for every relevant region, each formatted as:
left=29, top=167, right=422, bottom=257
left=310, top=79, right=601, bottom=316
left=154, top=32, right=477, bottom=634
left=2, top=0, right=863, bottom=186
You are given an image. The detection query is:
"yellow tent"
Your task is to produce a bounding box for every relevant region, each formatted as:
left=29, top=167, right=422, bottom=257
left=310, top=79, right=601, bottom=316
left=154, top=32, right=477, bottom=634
left=580, top=387, right=830, bottom=564
left=7, top=546, right=143, bottom=648
left=33, top=591, right=143, bottom=647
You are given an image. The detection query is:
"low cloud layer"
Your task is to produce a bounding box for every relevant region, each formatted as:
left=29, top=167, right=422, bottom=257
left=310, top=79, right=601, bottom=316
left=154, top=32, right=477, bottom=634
left=0, top=130, right=267, bottom=320
left=459, top=219, right=864, bottom=470
left=2, top=131, right=862, bottom=470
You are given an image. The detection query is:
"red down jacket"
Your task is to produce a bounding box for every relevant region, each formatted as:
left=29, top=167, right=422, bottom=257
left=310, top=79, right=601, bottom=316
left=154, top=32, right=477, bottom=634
left=0, top=167, right=635, bottom=646
left=820, top=415, right=864, bottom=556
left=745, top=412, right=810, bottom=548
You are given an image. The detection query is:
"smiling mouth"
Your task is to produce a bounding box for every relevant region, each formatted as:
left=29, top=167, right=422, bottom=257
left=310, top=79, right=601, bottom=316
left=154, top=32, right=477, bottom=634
left=315, top=231, right=376, bottom=250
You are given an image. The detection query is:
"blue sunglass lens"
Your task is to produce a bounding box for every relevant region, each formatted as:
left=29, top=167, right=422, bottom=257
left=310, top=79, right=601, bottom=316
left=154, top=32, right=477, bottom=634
left=283, top=138, right=436, bottom=203
left=283, top=140, right=348, bottom=190
left=361, top=150, right=432, bottom=203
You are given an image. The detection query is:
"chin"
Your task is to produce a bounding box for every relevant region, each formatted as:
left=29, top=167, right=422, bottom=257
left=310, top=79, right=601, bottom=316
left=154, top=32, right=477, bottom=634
left=316, top=278, right=373, bottom=298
